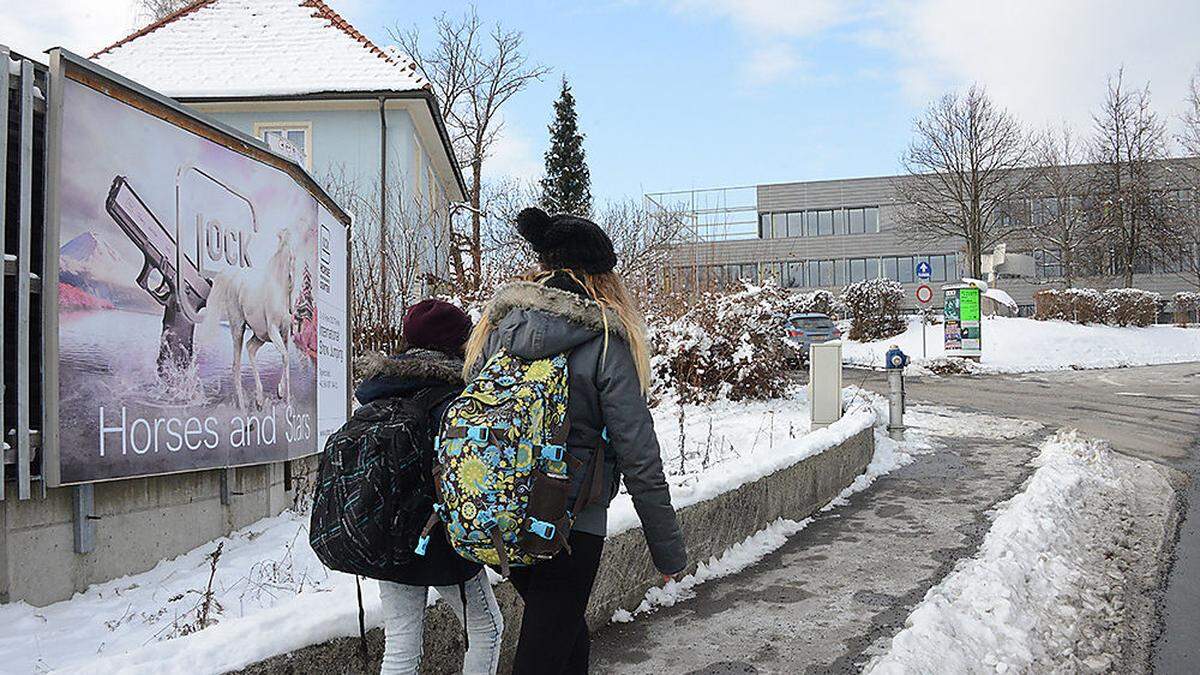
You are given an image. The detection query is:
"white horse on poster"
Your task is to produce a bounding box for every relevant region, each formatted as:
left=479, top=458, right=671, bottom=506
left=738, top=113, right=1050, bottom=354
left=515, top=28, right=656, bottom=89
left=205, top=229, right=295, bottom=409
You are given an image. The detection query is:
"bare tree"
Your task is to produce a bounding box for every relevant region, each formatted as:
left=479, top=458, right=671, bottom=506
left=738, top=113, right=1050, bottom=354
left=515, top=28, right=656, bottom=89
left=1088, top=68, right=1168, bottom=287
left=893, top=85, right=1034, bottom=278
left=1162, top=66, right=1200, bottom=290
left=1025, top=124, right=1103, bottom=287
left=597, top=199, right=685, bottom=305
left=137, top=0, right=193, bottom=22
left=322, top=165, right=449, bottom=354
left=394, top=7, right=550, bottom=293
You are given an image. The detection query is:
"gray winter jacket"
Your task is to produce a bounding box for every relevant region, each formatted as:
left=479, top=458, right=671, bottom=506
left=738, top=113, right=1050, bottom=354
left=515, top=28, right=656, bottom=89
left=476, top=280, right=687, bottom=575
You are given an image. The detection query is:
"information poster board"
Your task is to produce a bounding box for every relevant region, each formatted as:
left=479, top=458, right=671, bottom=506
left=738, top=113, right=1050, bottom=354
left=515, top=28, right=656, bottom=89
left=44, top=52, right=351, bottom=485
left=943, top=285, right=982, bottom=358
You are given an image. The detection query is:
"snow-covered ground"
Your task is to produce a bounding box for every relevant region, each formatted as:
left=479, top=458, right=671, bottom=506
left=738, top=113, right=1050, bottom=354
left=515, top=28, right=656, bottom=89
left=866, top=430, right=1143, bottom=674
left=843, top=316, right=1200, bottom=373
left=0, top=387, right=883, bottom=675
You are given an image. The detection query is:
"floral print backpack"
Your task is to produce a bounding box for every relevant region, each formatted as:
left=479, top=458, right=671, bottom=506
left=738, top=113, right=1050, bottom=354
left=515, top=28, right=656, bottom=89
left=422, top=349, right=604, bottom=576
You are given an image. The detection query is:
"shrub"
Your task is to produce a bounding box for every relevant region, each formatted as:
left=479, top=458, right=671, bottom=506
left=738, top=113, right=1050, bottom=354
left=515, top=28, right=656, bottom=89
left=1174, top=292, right=1200, bottom=326
left=1103, top=288, right=1160, bottom=327
left=840, top=278, right=905, bottom=342
left=790, top=289, right=843, bottom=319
left=1035, top=287, right=1161, bottom=327
left=649, top=281, right=797, bottom=404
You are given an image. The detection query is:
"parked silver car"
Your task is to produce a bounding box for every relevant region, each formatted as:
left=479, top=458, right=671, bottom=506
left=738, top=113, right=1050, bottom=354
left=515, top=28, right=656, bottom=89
left=785, top=313, right=842, bottom=353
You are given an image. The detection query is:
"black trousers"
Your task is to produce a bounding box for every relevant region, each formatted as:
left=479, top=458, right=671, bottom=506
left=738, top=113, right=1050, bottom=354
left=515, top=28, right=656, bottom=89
left=508, top=531, right=605, bottom=674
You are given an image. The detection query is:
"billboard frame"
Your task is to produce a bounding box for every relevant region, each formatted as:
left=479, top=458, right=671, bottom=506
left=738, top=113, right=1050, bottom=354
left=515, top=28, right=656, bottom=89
left=42, top=48, right=353, bottom=488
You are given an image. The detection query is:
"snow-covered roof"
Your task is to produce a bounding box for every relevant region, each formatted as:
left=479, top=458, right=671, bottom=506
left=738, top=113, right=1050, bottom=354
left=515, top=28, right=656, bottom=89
left=91, top=0, right=428, bottom=98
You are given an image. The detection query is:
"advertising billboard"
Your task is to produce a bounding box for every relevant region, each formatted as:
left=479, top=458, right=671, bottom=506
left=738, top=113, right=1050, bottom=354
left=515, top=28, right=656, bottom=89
left=43, top=51, right=351, bottom=485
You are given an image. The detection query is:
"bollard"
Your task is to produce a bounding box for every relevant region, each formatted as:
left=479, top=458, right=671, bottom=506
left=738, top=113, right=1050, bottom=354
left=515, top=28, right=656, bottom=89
left=884, top=345, right=908, bottom=440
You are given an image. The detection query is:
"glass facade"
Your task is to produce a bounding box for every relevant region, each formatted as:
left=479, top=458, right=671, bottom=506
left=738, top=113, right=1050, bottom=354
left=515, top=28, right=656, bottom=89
left=679, top=252, right=960, bottom=290
left=759, top=206, right=881, bottom=240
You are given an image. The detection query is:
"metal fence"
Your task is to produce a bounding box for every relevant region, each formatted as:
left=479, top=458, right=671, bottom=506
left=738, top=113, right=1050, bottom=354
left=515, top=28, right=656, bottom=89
left=2, top=47, right=47, bottom=501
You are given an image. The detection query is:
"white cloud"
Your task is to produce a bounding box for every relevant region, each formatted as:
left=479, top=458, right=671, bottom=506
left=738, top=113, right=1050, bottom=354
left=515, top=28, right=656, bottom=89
left=881, top=0, right=1200, bottom=133
left=668, top=0, right=854, bottom=85
left=0, top=1, right=142, bottom=60
left=744, top=42, right=802, bottom=87
left=671, top=0, right=850, bottom=38
left=486, top=117, right=543, bottom=184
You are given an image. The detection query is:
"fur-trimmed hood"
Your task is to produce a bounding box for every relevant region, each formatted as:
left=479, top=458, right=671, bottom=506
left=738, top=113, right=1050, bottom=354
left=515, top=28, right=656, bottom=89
left=483, top=281, right=628, bottom=342
left=354, top=348, right=464, bottom=405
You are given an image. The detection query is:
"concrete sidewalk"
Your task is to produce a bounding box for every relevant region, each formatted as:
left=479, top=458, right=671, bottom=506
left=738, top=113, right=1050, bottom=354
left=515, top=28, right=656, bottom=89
left=591, top=415, right=1042, bottom=673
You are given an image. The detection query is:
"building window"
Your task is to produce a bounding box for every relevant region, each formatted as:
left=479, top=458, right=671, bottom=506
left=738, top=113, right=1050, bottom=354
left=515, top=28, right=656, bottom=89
left=759, top=214, right=770, bottom=238
left=898, top=256, right=914, bottom=283
left=849, top=258, right=866, bottom=282
left=1034, top=249, right=1064, bottom=279
left=864, top=207, right=880, bottom=232
left=818, top=260, right=834, bottom=286
left=772, top=213, right=788, bottom=239
left=848, top=208, right=865, bottom=234
left=787, top=212, right=803, bottom=237
left=833, top=209, right=847, bottom=235
left=883, top=256, right=898, bottom=280
left=866, top=258, right=880, bottom=279
left=930, top=254, right=946, bottom=282
left=785, top=261, right=805, bottom=287
left=831, top=259, right=845, bottom=286
left=818, top=210, right=834, bottom=236
left=254, top=121, right=312, bottom=170
left=803, top=211, right=817, bottom=237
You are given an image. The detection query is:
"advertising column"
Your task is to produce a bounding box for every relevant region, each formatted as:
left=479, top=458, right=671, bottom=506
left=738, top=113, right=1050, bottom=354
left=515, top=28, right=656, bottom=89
left=943, top=284, right=982, bottom=359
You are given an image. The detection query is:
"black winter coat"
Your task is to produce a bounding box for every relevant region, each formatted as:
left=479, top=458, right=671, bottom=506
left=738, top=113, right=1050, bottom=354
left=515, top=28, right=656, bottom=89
left=354, top=348, right=481, bottom=587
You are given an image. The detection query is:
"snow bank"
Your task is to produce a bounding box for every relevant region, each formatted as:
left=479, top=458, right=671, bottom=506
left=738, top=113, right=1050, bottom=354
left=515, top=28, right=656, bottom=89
left=606, top=386, right=875, bottom=535
left=843, top=315, right=1200, bottom=373
left=866, top=430, right=1128, bottom=674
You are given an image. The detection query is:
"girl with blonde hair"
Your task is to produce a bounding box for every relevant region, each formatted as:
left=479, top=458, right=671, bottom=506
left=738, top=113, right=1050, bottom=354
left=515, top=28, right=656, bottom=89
left=465, top=207, right=686, bottom=674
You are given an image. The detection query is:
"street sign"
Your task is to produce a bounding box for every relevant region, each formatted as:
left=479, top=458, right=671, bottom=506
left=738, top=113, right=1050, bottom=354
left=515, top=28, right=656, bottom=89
left=916, top=260, right=932, bottom=280
left=916, top=283, right=933, bottom=304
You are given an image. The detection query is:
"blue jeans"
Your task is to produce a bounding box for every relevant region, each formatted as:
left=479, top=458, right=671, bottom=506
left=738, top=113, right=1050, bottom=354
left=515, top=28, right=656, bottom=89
left=378, top=569, right=503, bottom=674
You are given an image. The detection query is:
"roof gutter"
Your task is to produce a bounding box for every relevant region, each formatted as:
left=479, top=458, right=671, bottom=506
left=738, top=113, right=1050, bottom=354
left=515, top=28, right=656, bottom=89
left=176, top=89, right=467, bottom=201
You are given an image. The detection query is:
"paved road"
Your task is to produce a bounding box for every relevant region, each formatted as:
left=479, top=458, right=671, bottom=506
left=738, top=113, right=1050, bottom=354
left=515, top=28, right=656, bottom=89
left=590, top=362, right=1199, bottom=674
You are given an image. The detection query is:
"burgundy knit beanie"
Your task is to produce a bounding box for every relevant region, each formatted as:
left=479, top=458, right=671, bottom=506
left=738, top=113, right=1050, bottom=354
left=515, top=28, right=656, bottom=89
left=402, top=299, right=472, bottom=355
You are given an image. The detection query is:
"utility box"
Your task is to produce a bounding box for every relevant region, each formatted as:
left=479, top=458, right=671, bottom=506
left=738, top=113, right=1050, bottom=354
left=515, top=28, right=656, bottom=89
left=809, top=340, right=843, bottom=430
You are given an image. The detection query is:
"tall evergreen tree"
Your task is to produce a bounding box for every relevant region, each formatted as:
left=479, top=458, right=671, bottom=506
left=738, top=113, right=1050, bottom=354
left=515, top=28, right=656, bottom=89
left=541, top=77, right=592, bottom=216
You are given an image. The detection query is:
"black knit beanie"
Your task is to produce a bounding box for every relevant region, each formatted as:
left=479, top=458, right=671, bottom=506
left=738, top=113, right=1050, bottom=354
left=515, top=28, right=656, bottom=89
left=516, top=207, right=617, bottom=274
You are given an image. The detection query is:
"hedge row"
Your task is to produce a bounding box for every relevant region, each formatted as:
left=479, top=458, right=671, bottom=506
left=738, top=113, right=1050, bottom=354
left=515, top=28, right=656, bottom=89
left=1033, top=287, right=1162, bottom=327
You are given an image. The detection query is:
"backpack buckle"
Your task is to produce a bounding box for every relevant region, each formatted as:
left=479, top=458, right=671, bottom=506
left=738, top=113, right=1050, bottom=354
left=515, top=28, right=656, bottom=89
left=540, top=444, right=564, bottom=462
left=528, top=519, right=556, bottom=540
left=467, top=426, right=488, bottom=443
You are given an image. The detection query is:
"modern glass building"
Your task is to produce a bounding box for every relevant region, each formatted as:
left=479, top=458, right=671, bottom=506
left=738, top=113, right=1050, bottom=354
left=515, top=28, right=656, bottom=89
left=657, top=168, right=1198, bottom=315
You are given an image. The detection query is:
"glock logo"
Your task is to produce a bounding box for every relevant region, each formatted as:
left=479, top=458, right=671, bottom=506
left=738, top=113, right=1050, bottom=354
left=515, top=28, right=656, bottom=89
left=200, top=216, right=253, bottom=269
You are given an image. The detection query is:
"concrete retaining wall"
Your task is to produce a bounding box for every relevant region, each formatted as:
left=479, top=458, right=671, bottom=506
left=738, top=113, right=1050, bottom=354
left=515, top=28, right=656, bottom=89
left=239, top=424, right=875, bottom=675
left=0, top=457, right=315, bottom=606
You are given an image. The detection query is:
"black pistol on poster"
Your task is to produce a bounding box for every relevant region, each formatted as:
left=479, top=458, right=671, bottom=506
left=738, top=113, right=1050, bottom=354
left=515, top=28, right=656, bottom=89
left=105, top=175, right=212, bottom=372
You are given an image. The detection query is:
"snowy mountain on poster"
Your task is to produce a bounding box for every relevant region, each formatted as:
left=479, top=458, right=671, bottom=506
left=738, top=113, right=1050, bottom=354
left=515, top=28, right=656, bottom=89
left=59, top=231, right=158, bottom=312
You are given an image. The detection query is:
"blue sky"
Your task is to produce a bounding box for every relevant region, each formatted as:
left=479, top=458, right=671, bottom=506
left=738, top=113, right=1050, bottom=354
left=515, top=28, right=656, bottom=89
left=353, top=0, right=921, bottom=200
left=335, top=0, right=1200, bottom=203
left=7, top=0, right=1200, bottom=204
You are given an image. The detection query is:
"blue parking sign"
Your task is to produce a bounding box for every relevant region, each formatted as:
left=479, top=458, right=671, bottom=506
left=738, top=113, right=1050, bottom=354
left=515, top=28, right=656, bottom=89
left=916, top=260, right=932, bottom=280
